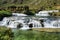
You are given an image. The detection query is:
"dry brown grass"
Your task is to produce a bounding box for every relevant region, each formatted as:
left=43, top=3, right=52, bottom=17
left=55, top=6, right=60, bottom=9
left=32, top=28, right=60, bottom=32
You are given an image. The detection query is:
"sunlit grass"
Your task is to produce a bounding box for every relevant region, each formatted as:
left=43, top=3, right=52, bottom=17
left=33, top=28, right=60, bottom=32
left=14, top=30, right=60, bottom=40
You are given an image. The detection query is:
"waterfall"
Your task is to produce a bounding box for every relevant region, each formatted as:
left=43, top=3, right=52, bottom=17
left=0, top=17, right=10, bottom=26
left=28, top=20, right=42, bottom=28
left=0, top=11, right=60, bottom=30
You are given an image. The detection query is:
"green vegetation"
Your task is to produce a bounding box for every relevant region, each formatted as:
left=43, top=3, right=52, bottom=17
left=0, top=10, right=12, bottom=20
left=0, top=10, right=12, bottom=17
left=33, top=28, right=60, bottom=32
left=0, top=0, right=60, bottom=11
left=24, top=6, right=35, bottom=15
left=0, top=27, right=60, bottom=40
left=0, top=0, right=60, bottom=15
left=14, top=30, right=60, bottom=40
left=0, top=27, right=14, bottom=40
left=0, top=0, right=60, bottom=40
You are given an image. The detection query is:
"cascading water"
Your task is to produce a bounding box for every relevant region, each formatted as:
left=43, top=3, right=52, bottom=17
left=0, top=10, right=60, bottom=30
left=0, top=17, right=10, bottom=26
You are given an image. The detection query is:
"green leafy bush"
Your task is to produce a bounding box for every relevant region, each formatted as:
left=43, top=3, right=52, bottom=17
left=0, top=10, right=12, bottom=21
left=0, top=10, right=12, bottom=17
left=0, top=27, right=14, bottom=40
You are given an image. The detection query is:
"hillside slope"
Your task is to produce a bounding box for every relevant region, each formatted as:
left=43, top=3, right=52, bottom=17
left=0, top=0, right=60, bottom=10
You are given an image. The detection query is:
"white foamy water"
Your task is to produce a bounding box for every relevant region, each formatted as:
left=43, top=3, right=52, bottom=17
left=0, top=10, right=60, bottom=30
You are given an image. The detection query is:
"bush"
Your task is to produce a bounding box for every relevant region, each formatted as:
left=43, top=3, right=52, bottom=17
left=0, top=10, right=12, bottom=21
left=0, top=27, right=14, bottom=40
left=0, top=10, right=12, bottom=17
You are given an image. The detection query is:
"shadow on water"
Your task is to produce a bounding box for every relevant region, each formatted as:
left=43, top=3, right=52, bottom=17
left=0, top=17, right=4, bottom=21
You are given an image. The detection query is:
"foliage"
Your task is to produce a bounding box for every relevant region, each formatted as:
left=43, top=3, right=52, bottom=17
left=0, top=27, right=14, bottom=40
left=0, top=10, right=12, bottom=17
left=24, top=6, right=35, bottom=15
left=24, top=10, right=35, bottom=15
left=14, top=30, right=60, bottom=40
left=0, top=10, right=12, bottom=21
left=0, top=0, right=60, bottom=11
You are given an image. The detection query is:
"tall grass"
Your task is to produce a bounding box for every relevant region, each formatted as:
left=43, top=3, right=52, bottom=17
left=13, top=30, right=60, bottom=40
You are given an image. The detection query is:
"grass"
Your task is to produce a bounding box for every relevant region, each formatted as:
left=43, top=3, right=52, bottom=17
left=13, top=29, right=60, bottom=40
left=55, top=6, right=60, bottom=9
left=0, top=27, right=60, bottom=40
left=32, top=28, right=60, bottom=32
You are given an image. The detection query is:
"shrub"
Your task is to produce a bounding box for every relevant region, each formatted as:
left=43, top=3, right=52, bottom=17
left=0, top=10, right=12, bottom=21
left=0, top=27, right=14, bottom=40
left=0, top=10, right=12, bottom=17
